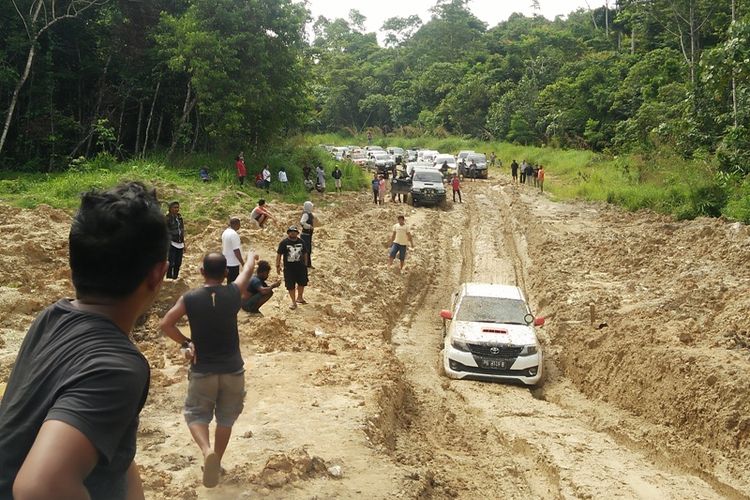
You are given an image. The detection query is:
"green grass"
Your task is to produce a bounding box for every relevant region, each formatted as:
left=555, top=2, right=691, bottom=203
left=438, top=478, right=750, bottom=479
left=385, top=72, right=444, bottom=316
left=0, top=148, right=371, bottom=226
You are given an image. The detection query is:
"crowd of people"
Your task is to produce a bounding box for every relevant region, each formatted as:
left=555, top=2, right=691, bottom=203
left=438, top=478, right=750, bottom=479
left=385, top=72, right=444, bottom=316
left=0, top=150, right=546, bottom=496
left=510, top=160, right=545, bottom=192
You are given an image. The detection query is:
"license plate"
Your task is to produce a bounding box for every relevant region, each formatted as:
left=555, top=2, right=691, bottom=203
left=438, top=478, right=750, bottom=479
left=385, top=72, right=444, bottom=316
left=479, top=358, right=512, bottom=369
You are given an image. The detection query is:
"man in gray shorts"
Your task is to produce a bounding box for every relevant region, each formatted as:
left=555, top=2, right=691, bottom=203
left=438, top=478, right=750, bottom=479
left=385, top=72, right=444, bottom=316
left=160, top=251, right=257, bottom=488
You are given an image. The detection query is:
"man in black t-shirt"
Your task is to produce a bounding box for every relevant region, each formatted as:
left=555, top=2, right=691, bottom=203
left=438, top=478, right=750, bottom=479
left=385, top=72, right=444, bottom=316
left=276, top=226, right=308, bottom=310
left=160, top=251, right=257, bottom=488
left=0, top=182, right=169, bottom=500
left=166, top=200, right=186, bottom=279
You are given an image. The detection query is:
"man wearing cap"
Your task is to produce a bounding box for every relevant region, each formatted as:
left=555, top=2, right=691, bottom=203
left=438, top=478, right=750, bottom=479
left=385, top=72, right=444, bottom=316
left=276, top=226, right=308, bottom=310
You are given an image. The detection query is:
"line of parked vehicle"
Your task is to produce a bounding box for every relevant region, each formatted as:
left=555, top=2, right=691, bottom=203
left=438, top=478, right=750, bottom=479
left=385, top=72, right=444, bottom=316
left=319, top=144, right=489, bottom=207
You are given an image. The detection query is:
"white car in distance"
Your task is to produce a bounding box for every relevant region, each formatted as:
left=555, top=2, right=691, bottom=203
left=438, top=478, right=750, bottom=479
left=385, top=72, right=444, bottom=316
left=434, top=153, right=457, bottom=175
left=440, top=283, right=544, bottom=386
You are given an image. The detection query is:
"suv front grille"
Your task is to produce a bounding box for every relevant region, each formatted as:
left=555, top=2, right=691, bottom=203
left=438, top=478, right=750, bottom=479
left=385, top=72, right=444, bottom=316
left=467, top=344, right=523, bottom=357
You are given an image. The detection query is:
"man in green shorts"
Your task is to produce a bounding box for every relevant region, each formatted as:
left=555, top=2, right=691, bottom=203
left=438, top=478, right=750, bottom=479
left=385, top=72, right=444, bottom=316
left=160, top=251, right=257, bottom=488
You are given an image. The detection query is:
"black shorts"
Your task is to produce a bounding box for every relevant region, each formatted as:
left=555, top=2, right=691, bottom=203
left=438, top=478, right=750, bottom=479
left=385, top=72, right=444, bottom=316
left=226, top=265, right=240, bottom=284
left=283, top=264, right=308, bottom=289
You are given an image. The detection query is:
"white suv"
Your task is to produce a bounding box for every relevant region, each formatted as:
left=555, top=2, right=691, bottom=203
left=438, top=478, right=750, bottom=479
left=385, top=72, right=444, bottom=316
left=440, top=283, right=544, bottom=385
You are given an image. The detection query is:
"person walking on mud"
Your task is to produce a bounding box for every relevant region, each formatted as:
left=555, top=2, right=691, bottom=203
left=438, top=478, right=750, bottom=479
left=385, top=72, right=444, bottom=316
left=451, top=173, right=462, bottom=203
left=160, top=251, right=257, bottom=488
left=388, top=215, right=414, bottom=272
left=0, top=182, right=168, bottom=499
left=299, top=201, right=315, bottom=268
left=511, top=160, right=519, bottom=184
left=371, top=173, right=380, bottom=204
left=378, top=174, right=387, bottom=205
left=166, top=200, right=186, bottom=279
left=276, top=226, right=309, bottom=309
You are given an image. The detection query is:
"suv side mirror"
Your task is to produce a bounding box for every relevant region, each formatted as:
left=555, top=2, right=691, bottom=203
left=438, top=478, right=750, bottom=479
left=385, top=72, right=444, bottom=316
left=440, top=310, right=453, bottom=320
left=534, top=317, right=545, bottom=327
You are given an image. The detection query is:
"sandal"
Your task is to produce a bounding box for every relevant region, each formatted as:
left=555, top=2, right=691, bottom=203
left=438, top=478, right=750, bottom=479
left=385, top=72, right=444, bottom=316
left=203, top=452, right=220, bottom=488
left=296, top=299, right=307, bottom=305
left=289, top=302, right=297, bottom=310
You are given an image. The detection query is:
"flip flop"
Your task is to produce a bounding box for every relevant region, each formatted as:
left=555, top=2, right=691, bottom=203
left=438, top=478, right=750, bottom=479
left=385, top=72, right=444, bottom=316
left=203, top=452, right=220, bottom=488
left=296, top=299, right=308, bottom=305
left=290, top=303, right=297, bottom=310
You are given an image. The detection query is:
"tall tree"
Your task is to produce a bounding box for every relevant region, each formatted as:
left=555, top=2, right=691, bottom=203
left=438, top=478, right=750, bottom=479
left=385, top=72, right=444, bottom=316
left=1, top=0, right=106, bottom=155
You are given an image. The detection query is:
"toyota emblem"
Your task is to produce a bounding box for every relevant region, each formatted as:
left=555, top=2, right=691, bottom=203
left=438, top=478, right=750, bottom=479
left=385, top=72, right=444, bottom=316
left=489, top=346, right=500, bottom=355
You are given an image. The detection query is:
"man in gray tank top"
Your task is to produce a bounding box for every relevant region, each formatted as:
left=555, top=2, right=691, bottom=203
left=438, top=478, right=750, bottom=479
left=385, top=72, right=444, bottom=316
left=160, top=251, right=257, bottom=488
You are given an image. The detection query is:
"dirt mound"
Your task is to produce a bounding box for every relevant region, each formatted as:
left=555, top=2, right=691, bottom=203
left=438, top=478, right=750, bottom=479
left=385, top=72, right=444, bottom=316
left=2, top=185, right=749, bottom=497
left=511, top=194, right=750, bottom=490
left=242, top=447, right=336, bottom=489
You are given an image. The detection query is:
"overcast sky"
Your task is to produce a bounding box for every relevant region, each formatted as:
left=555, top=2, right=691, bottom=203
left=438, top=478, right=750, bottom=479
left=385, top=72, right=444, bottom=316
left=302, top=0, right=607, bottom=40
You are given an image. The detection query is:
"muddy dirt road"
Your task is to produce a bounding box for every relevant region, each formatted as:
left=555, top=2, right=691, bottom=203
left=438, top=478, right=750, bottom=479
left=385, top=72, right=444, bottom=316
left=1, top=175, right=749, bottom=499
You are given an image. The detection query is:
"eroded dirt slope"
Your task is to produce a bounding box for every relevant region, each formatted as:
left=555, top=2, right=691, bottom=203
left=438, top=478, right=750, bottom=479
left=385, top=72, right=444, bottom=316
left=0, top=175, right=748, bottom=499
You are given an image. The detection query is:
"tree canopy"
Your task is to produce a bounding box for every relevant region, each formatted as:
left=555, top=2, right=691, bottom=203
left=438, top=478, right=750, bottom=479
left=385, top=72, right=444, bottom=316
left=1, top=0, right=749, bottom=175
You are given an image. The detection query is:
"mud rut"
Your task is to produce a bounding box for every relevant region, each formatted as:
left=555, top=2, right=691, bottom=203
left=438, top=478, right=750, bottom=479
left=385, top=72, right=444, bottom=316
left=386, top=181, right=732, bottom=499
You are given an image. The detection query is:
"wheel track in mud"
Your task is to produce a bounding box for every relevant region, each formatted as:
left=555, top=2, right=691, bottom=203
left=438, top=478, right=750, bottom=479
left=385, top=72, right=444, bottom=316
left=385, top=184, right=563, bottom=498
left=384, top=180, right=733, bottom=499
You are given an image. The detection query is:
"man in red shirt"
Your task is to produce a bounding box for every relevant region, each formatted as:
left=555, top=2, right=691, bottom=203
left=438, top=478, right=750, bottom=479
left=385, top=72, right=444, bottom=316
left=235, top=153, right=247, bottom=186
left=451, top=174, right=462, bottom=203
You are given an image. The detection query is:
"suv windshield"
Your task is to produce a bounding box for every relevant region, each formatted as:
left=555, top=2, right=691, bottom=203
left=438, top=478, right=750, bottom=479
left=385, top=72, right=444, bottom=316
left=413, top=171, right=444, bottom=183
left=456, top=296, right=528, bottom=324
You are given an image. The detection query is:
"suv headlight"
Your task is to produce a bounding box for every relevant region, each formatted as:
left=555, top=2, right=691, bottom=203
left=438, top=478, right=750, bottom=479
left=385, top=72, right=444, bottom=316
left=519, top=345, right=538, bottom=356
left=412, top=187, right=421, bottom=193
left=451, top=338, right=470, bottom=352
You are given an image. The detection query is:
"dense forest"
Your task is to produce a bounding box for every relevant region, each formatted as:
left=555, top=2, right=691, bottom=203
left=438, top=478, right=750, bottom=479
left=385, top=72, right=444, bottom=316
left=1, top=0, right=749, bottom=175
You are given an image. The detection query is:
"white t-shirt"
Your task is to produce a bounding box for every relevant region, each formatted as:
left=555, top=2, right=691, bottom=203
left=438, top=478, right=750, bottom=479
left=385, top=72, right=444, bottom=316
left=392, top=223, right=410, bottom=245
left=222, top=227, right=242, bottom=266
left=263, top=168, right=271, bottom=182
left=278, top=171, right=288, bottom=182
